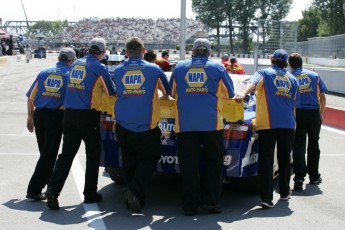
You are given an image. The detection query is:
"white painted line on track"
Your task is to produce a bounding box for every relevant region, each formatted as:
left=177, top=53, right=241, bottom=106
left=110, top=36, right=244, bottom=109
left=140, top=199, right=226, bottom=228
left=0, top=69, right=11, bottom=87
left=0, top=152, right=38, bottom=156
left=72, top=157, right=107, bottom=230
left=0, top=133, right=35, bottom=137
left=321, top=154, right=345, bottom=157
left=0, top=102, right=26, bottom=105
left=321, top=125, right=345, bottom=135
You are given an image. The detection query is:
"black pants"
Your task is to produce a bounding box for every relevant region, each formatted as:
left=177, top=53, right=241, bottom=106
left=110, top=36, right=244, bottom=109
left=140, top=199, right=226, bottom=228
left=47, top=109, right=101, bottom=197
left=176, top=130, right=224, bottom=212
left=293, top=109, right=321, bottom=182
left=27, top=108, right=64, bottom=194
left=116, top=124, right=161, bottom=204
left=258, top=128, right=295, bottom=201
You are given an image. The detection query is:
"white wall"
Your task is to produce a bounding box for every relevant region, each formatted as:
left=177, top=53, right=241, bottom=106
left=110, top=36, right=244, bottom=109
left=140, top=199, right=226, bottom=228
left=305, top=57, right=345, bottom=67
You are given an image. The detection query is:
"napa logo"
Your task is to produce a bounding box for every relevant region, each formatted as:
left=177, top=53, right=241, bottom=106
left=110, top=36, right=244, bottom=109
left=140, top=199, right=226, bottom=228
left=44, top=75, right=63, bottom=93
left=185, top=68, right=207, bottom=87
left=70, top=65, right=86, bottom=84
left=122, top=70, right=145, bottom=90
left=296, top=74, right=311, bottom=90
left=274, top=75, right=291, bottom=93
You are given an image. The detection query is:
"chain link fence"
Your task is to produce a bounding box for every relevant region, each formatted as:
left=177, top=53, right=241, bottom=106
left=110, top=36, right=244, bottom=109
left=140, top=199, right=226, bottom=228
left=297, top=34, right=345, bottom=59
left=256, top=19, right=298, bottom=55
left=254, top=20, right=297, bottom=69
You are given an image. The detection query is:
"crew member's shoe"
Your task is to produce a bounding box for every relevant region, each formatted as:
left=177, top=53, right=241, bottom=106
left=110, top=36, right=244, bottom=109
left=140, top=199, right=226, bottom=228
left=84, top=193, right=103, bottom=204
left=310, top=176, right=322, bottom=185
left=294, top=180, right=303, bottom=191
left=183, top=209, right=197, bottom=216
left=261, top=200, right=274, bottom=209
left=280, top=190, right=292, bottom=201
left=123, top=189, right=141, bottom=213
left=200, top=204, right=222, bottom=214
left=26, top=193, right=46, bottom=201
left=46, top=191, right=59, bottom=210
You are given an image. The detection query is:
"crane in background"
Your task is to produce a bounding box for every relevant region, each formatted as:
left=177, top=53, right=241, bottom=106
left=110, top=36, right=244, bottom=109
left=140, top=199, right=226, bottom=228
left=20, top=0, right=29, bottom=28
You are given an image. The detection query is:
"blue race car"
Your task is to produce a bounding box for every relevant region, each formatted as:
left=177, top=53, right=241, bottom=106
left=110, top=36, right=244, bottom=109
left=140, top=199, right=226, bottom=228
left=99, top=75, right=265, bottom=184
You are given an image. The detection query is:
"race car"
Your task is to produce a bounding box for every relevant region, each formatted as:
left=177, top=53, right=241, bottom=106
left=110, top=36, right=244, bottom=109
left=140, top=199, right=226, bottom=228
left=107, top=54, right=125, bottom=74
left=99, top=74, right=275, bottom=186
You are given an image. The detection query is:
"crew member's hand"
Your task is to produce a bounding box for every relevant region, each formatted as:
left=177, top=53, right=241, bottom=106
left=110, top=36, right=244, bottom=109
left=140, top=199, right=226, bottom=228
left=160, top=94, right=173, bottom=100
left=320, top=111, right=325, bottom=123
left=234, top=93, right=245, bottom=103
left=27, top=117, right=34, bottom=133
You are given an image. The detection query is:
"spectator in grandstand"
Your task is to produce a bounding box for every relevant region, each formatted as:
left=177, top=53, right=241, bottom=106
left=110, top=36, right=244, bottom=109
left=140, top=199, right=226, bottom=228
left=25, top=48, right=75, bottom=201
left=155, top=51, right=170, bottom=72
left=144, top=49, right=157, bottom=63
left=45, top=38, right=116, bottom=210
left=229, top=57, right=245, bottom=74
left=288, top=53, right=327, bottom=191
left=169, top=38, right=235, bottom=216
left=112, top=37, right=169, bottom=214
left=234, top=49, right=299, bottom=209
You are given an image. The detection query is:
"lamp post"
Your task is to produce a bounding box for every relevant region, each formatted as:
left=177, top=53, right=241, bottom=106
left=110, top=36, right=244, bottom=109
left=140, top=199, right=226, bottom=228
left=180, top=0, right=186, bottom=60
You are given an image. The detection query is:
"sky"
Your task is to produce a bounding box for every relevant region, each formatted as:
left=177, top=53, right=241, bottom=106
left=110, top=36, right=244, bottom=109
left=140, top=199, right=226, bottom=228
left=1, top=0, right=313, bottom=25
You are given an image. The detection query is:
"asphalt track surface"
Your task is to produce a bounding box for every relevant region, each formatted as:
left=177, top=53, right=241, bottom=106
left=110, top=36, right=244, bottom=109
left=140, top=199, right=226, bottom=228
left=0, top=54, right=345, bottom=230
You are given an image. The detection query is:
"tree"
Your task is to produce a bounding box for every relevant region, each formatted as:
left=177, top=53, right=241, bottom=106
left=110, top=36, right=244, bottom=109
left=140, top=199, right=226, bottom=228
left=297, top=6, right=321, bottom=41
left=26, top=20, right=69, bottom=38
left=192, top=0, right=226, bottom=53
left=233, top=0, right=257, bottom=53
left=256, top=0, right=293, bottom=49
left=223, top=0, right=236, bottom=53
left=256, top=0, right=293, bottom=20
left=313, top=0, right=345, bottom=36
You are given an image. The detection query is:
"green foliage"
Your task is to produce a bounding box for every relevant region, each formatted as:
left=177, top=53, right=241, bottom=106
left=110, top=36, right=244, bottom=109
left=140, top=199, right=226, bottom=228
left=192, top=0, right=226, bottom=28
left=26, top=20, right=69, bottom=38
left=257, top=0, right=293, bottom=20
left=232, top=0, right=257, bottom=53
left=312, top=0, right=345, bottom=36
left=298, top=7, right=321, bottom=41
left=192, top=0, right=226, bottom=52
left=192, top=0, right=293, bottom=53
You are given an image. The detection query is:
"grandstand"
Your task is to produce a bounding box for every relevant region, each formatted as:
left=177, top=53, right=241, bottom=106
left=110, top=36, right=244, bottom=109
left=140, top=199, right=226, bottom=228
left=64, top=17, right=205, bottom=49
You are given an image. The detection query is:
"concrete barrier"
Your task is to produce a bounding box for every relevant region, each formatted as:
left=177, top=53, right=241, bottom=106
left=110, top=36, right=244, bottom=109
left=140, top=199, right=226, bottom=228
left=0, top=56, right=7, bottom=64
left=310, top=68, right=345, bottom=94
left=308, top=57, right=345, bottom=67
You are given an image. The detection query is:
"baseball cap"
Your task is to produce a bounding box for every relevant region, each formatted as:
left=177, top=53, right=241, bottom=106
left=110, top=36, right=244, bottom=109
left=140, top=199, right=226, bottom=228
left=193, top=38, right=211, bottom=51
left=89, top=37, right=106, bottom=52
left=58, top=48, right=76, bottom=61
left=272, top=49, right=288, bottom=62
left=230, top=56, right=237, bottom=62
left=222, top=54, right=229, bottom=60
